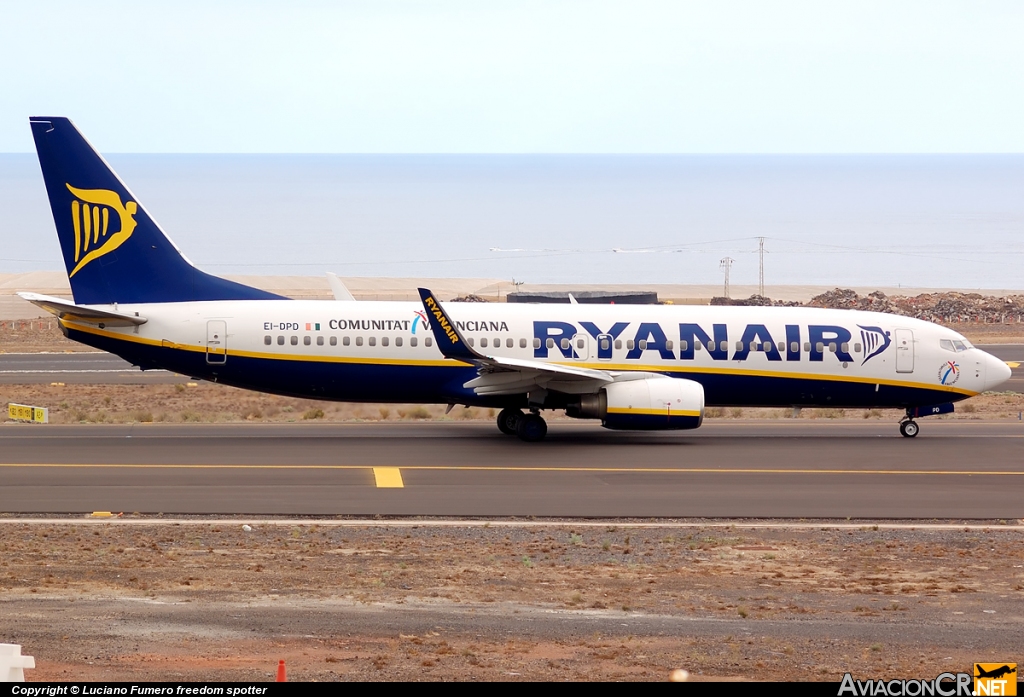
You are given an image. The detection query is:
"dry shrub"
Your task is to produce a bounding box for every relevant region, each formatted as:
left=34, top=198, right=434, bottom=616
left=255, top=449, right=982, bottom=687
left=378, top=407, right=390, bottom=420
left=303, top=408, right=325, bottom=420
left=408, top=406, right=431, bottom=420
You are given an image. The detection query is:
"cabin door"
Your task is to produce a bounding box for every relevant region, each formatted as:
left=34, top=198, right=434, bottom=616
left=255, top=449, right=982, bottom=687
left=206, top=320, right=227, bottom=364
left=894, top=328, right=914, bottom=373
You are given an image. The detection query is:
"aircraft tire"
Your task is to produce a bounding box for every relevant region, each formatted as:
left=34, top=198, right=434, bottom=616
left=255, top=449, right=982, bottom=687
left=899, top=420, right=919, bottom=438
left=497, top=408, right=523, bottom=436
left=517, top=413, right=548, bottom=442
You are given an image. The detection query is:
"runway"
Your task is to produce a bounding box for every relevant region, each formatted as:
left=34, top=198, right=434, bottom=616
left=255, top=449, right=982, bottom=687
left=1, top=421, right=1022, bottom=518
left=0, top=352, right=184, bottom=384
left=1, top=344, right=1020, bottom=391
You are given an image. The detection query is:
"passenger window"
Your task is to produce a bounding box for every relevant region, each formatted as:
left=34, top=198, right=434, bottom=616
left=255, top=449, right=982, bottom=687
left=303, top=336, right=311, bottom=346
left=480, top=338, right=488, bottom=348
left=467, top=338, right=474, bottom=347
left=804, top=342, right=811, bottom=352
left=600, top=339, right=610, bottom=350
left=719, top=341, right=728, bottom=352
left=317, top=336, right=324, bottom=346
left=626, top=340, right=635, bottom=350
left=560, top=338, right=570, bottom=350
left=342, top=336, right=350, bottom=346
left=546, top=338, right=554, bottom=349
left=290, top=336, right=298, bottom=346
left=736, top=341, right=743, bottom=351
left=356, top=337, right=363, bottom=346
left=494, top=338, right=500, bottom=348
left=264, top=336, right=271, bottom=345
left=815, top=342, right=824, bottom=352
left=749, top=341, right=756, bottom=351
left=520, top=338, right=527, bottom=348
left=638, top=340, right=647, bottom=350
left=277, top=336, right=285, bottom=345
left=425, top=337, right=433, bottom=347
left=395, top=337, right=403, bottom=347
left=410, top=337, right=418, bottom=347
left=829, top=342, right=837, bottom=352
left=381, top=337, right=389, bottom=347
left=615, top=340, right=622, bottom=350
left=331, top=336, right=338, bottom=346
left=577, top=338, right=585, bottom=349
left=507, top=338, right=514, bottom=348
left=777, top=342, right=784, bottom=352
left=840, top=342, right=849, bottom=353
left=534, top=338, right=542, bottom=349
left=369, top=337, right=376, bottom=346
left=680, top=340, right=688, bottom=351
left=666, top=340, right=673, bottom=350
left=791, top=342, right=799, bottom=353
left=853, top=342, right=861, bottom=353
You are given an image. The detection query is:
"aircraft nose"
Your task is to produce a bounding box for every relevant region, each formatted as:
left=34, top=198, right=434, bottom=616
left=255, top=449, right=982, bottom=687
left=984, top=351, right=1013, bottom=390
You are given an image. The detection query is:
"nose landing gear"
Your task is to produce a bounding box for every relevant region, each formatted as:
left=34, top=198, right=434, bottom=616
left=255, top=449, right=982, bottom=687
left=898, top=419, right=919, bottom=438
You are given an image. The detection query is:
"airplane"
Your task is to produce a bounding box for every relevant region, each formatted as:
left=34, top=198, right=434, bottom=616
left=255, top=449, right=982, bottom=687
left=19, top=117, right=1013, bottom=441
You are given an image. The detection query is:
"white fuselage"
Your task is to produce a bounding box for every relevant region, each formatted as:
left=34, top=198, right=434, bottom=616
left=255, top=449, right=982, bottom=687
left=60, top=299, right=1011, bottom=410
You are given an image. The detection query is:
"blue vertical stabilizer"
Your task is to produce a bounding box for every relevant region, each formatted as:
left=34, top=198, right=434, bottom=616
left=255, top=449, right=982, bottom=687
left=29, top=117, right=286, bottom=304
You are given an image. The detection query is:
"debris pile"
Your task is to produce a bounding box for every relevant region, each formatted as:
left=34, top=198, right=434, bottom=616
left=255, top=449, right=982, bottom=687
left=805, top=289, right=1024, bottom=324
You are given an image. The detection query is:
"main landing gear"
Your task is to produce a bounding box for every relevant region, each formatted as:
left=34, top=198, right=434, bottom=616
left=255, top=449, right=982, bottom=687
left=496, top=408, right=548, bottom=442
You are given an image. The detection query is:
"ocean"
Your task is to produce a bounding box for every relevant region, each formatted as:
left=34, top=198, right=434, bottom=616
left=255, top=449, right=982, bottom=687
left=2, top=154, right=1023, bottom=290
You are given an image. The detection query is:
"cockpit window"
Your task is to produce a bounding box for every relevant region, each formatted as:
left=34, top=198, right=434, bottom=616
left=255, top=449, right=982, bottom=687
left=940, top=339, right=971, bottom=353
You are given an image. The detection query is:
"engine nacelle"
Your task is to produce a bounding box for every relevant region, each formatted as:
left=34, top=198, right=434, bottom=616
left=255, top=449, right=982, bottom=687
left=566, top=377, right=705, bottom=431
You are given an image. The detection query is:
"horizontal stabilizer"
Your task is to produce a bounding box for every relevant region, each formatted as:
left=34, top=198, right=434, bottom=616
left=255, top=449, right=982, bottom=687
left=17, top=292, right=147, bottom=327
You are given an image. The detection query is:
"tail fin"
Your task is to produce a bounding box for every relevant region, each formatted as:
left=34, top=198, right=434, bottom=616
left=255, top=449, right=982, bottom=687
left=29, top=117, right=285, bottom=304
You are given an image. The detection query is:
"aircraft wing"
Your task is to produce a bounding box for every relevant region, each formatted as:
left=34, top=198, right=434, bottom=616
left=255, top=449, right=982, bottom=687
left=417, top=288, right=612, bottom=396
left=17, top=292, right=148, bottom=327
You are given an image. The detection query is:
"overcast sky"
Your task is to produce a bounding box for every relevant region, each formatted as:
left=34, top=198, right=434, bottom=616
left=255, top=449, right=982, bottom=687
left=2, top=1, right=1023, bottom=153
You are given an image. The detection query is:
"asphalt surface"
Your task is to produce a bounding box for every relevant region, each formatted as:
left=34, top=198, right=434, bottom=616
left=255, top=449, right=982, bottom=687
left=2, top=345, right=1021, bottom=391
left=0, top=352, right=185, bottom=384
left=1, top=421, right=1022, bottom=518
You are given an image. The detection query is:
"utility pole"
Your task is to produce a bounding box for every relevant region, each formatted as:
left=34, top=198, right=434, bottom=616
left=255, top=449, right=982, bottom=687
left=719, top=257, right=734, bottom=299
left=757, top=237, right=765, bottom=298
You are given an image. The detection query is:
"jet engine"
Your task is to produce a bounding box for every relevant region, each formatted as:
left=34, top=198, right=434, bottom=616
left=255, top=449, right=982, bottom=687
left=566, top=377, right=705, bottom=430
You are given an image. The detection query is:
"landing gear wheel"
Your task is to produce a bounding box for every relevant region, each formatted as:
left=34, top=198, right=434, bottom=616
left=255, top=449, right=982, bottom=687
left=516, top=413, right=548, bottom=442
left=899, top=420, right=919, bottom=438
left=497, top=408, right=523, bottom=436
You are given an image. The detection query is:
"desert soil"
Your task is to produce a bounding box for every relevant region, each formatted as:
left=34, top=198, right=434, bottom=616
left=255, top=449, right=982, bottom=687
left=1, top=520, right=1022, bottom=682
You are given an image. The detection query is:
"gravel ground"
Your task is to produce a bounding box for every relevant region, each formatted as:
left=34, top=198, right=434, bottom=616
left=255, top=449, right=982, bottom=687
left=1, top=520, right=1022, bottom=681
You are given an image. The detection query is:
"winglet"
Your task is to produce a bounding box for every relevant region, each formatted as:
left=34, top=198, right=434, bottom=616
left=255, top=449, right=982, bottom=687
left=417, top=288, right=480, bottom=362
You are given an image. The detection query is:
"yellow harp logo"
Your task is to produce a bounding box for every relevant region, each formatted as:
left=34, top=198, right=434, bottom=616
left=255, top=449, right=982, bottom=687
left=66, top=184, right=138, bottom=277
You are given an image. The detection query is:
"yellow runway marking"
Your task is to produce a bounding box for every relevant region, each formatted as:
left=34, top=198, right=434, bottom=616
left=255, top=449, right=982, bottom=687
left=1, top=463, right=1024, bottom=477
left=372, top=467, right=404, bottom=488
